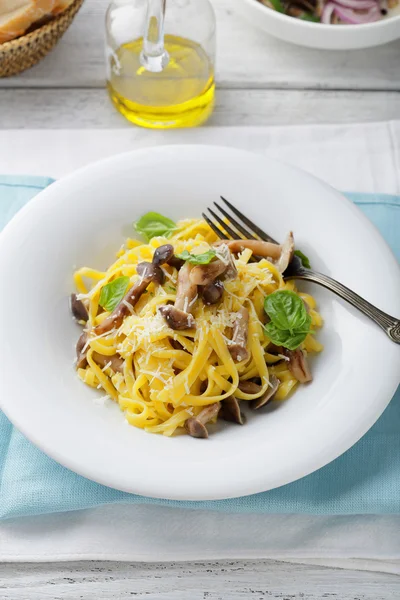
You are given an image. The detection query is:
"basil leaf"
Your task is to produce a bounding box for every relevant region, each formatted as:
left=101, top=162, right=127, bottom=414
left=264, top=322, right=310, bottom=351
left=270, top=0, right=285, bottom=11
left=294, top=250, right=311, bottom=269
left=176, top=249, right=216, bottom=265
left=300, top=13, right=320, bottom=21
left=264, top=290, right=309, bottom=333
left=99, top=276, right=130, bottom=312
left=134, top=212, right=176, bottom=241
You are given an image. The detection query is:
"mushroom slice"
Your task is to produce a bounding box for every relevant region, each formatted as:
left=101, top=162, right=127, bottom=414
left=285, top=348, right=312, bottom=383
left=189, top=259, right=228, bottom=286
left=202, top=280, right=224, bottom=305
left=238, top=380, right=262, bottom=394
left=76, top=331, right=88, bottom=369
left=220, top=396, right=245, bottom=425
left=229, top=307, right=250, bottom=363
left=185, top=402, right=221, bottom=439
left=159, top=305, right=195, bottom=330
left=218, top=239, right=282, bottom=260
left=160, top=262, right=197, bottom=330
left=214, top=243, right=237, bottom=282
left=152, top=244, right=174, bottom=266
left=167, top=255, right=185, bottom=270
left=136, top=261, right=164, bottom=284
left=71, top=293, right=88, bottom=323
left=175, top=262, right=197, bottom=312
left=276, top=232, right=295, bottom=274
left=251, top=375, right=280, bottom=409
left=94, top=267, right=161, bottom=335
left=92, top=352, right=124, bottom=374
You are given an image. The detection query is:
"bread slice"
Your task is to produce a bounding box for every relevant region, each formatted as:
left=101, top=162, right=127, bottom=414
left=35, top=0, right=57, bottom=17
left=0, top=0, right=72, bottom=44
left=0, top=2, right=37, bottom=43
left=52, top=0, right=74, bottom=14
left=0, top=1, right=31, bottom=16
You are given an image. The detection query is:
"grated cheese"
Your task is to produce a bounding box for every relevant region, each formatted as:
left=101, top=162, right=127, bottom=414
left=122, top=299, right=135, bottom=314
left=189, top=294, right=198, bottom=308
left=82, top=329, right=116, bottom=353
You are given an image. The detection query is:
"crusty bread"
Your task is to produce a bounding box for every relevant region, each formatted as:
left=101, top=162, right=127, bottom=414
left=52, top=0, right=74, bottom=14
left=0, top=2, right=36, bottom=43
left=0, top=1, right=31, bottom=16
left=35, top=0, right=57, bottom=17
left=0, top=0, right=73, bottom=44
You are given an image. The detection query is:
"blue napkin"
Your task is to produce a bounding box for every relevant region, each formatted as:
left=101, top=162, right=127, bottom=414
left=0, top=176, right=399, bottom=520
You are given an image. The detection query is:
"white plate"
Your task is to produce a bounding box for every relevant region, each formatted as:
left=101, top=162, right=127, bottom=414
left=232, top=0, right=400, bottom=50
left=0, top=146, right=399, bottom=501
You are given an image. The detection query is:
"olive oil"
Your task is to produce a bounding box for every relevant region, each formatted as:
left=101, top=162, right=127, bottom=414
left=107, top=35, right=215, bottom=129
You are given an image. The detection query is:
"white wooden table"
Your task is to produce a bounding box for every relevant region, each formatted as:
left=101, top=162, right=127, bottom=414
left=0, top=1, right=399, bottom=597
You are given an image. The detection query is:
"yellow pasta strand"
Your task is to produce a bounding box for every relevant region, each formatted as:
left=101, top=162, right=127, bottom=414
left=74, top=218, right=323, bottom=436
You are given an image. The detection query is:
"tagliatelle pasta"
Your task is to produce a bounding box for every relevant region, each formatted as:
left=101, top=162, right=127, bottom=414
left=72, top=217, right=323, bottom=438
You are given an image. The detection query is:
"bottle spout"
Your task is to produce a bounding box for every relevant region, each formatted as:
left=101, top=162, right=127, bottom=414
left=140, top=0, right=169, bottom=72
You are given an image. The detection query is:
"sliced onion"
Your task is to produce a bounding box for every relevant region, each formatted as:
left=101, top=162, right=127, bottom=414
left=321, top=1, right=336, bottom=21
left=334, top=0, right=378, bottom=8
left=333, top=4, right=381, bottom=22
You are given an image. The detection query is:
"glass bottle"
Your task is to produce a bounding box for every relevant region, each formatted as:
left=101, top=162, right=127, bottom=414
left=105, top=0, right=216, bottom=129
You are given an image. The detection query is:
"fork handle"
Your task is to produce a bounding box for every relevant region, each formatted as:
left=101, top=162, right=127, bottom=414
left=289, top=269, right=400, bottom=344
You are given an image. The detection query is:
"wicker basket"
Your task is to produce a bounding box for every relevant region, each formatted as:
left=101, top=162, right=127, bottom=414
left=0, top=0, right=84, bottom=78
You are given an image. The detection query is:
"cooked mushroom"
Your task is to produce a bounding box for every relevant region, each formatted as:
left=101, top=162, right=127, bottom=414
left=92, top=352, right=124, bottom=373
left=136, top=261, right=164, bottom=284
left=167, top=255, right=185, bottom=270
left=276, top=232, right=295, bottom=274
left=152, top=244, right=174, bottom=266
left=238, top=380, right=262, bottom=394
left=70, top=293, right=88, bottom=323
left=189, top=259, right=228, bottom=286
left=159, top=262, right=197, bottom=330
left=185, top=402, right=221, bottom=439
left=220, top=396, right=245, bottom=425
left=251, top=375, right=280, bottom=409
left=175, top=262, right=197, bottom=311
left=285, top=348, right=312, bottom=383
left=217, top=234, right=294, bottom=274
left=214, top=243, right=238, bottom=282
left=76, top=331, right=88, bottom=369
left=228, top=307, right=249, bottom=363
left=159, top=305, right=195, bottom=330
left=202, top=280, right=224, bottom=305
left=94, top=266, right=162, bottom=335
left=218, top=239, right=282, bottom=260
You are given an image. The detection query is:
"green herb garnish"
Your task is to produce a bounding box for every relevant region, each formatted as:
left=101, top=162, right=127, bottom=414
left=176, top=249, right=216, bottom=265
left=134, top=212, right=176, bottom=241
left=264, top=290, right=312, bottom=350
left=270, top=0, right=285, bottom=11
left=294, top=250, right=311, bottom=269
left=300, top=13, right=320, bottom=21
left=99, top=276, right=130, bottom=312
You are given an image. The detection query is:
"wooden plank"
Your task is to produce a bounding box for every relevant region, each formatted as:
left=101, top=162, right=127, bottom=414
left=0, top=88, right=399, bottom=128
left=0, top=560, right=399, bottom=599
left=0, top=0, right=399, bottom=91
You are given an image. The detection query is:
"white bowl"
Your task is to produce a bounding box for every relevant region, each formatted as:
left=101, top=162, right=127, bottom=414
left=0, top=145, right=399, bottom=500
left=232, top=0, right=400, bottom=49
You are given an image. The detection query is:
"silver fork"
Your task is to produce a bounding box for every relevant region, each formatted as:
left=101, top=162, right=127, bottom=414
left=203, top=197, right=400, bottom=344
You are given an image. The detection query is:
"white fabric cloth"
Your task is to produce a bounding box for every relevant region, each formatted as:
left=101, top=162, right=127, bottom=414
left=0, top=121, right=399, bottom=570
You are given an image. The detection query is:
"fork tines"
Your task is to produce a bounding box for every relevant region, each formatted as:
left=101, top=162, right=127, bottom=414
left=203, top=197, right=278, bottom=244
